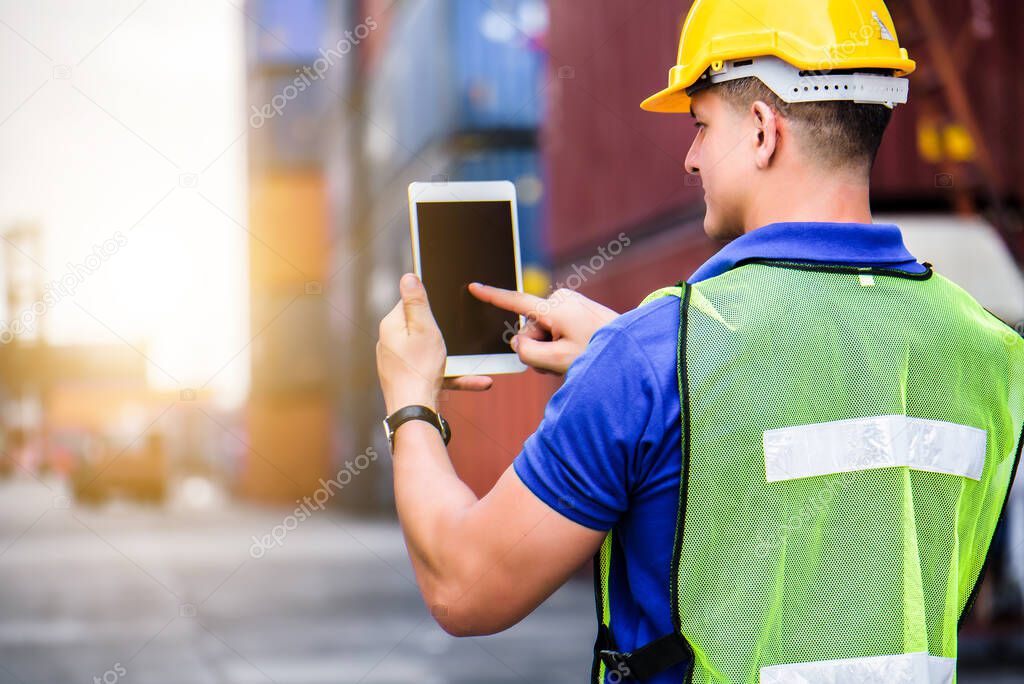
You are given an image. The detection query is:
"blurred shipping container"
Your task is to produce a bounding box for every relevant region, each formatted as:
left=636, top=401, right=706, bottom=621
left=247, top=0, right=330, bottom=67
left=566, top=220, right=717, bottom=315
left=355, top=0, right=397, bottom=74
left=452, top=147, right=550, bottom=288
left=441, top=370, right=559, bottom=499
left=245, top=0, right=353, bottom=503
left=543, top=0, right=1024, bottom=266
left=323, top=0, right=555, bottom=502
left=248, top=172, right=331, bottom=289
left=244, top=396, right=332, bottom=502
left=364, top=0, right=548, bottom=187
left=248, top=74, right=330, bottom=171
left=876, top=1, right=1024, bottom=211
left=543, top=0, right=704, bottom=264
left=250, top=294, right=331, bottom=395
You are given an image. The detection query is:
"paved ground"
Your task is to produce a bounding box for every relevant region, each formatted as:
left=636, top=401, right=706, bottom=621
left=0, top=475, right=593, bottom=683
left=0, top=475, right=1018, bottom=683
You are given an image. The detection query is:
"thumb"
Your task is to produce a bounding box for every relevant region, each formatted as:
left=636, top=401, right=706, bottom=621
left=400, top=273, right=433, bottom=327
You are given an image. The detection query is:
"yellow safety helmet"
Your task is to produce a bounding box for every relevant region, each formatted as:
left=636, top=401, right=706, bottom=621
left=641, top=0, right=916, bottom=113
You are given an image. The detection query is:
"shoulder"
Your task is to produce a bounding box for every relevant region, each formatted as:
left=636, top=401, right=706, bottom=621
left=601, top=293, right=681, bottom=346
left=929, top=273, right=1023, bottom=351
left=559, top=294, right=681, bottom=385
left=515, top=293, right=683, bottom=520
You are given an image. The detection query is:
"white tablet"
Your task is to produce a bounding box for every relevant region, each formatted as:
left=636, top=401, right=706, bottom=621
left=408, top=180, right=528, bottom=377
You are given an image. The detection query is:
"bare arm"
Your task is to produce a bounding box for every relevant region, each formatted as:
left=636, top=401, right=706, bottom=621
left=391, top=420, right=605, bottom=635
left=377, top=274, right=606, bottom=635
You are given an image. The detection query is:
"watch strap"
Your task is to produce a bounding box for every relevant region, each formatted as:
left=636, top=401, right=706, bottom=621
left=384, top=405, right=451, bottom=446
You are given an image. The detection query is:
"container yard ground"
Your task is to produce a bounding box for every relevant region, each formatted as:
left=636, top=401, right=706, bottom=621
left=0, top=474, right=1018, bottom=684
left=0, top=475, right=593, bottom=684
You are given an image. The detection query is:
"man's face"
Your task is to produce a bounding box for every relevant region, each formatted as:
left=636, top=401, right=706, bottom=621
left=685, top=90, right=753, bottom=241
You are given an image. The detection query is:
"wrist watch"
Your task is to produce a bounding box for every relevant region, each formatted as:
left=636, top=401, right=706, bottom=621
left=383, top=404, right=451, bottom=451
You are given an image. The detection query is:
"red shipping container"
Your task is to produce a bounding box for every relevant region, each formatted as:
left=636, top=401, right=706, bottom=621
left=566, top=219, right=718, bottom=314
left=441, top=370, right=560, bottom=498
left=544, top=0, right=1024, bottom=266
left=543, top=0, right=701, bottom=264
left=873, top=0, right=1024, bottom=205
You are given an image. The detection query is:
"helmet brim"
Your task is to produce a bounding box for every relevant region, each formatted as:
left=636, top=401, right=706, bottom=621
left=640, top=83, right=692, bottom=113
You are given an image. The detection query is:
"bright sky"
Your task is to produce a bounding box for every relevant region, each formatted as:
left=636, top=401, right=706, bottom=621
left=0, top=0, right=249, bottom=408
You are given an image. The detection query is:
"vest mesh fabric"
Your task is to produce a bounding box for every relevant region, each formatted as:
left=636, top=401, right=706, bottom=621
left=595, top=262, right=1024, bottom=684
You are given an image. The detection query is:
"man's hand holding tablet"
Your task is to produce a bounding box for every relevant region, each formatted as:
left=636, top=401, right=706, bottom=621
left=376, top=273, right=493, bottom=419
left=377, top=178, right=620, bottom=421
left=407, top=180, right=528, bottom=378
left=376, top=274, right=620, bottom=415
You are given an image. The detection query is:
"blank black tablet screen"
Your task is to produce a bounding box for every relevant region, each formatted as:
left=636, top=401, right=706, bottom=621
left=416, top=200, right=519, bottom=356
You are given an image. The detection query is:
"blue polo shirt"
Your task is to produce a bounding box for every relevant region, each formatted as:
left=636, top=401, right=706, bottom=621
left=513, top=222, right=926, bottom=684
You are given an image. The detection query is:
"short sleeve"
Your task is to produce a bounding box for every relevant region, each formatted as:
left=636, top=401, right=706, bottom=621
left=513, top=321, right=664, bottom=531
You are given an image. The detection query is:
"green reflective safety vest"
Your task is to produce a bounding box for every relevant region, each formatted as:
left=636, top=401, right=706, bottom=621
left=593, top=261, right=1024, bottom=684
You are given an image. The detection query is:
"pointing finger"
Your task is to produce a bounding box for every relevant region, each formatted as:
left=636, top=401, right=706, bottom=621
left=469, top=282, right=553, bottom=329
left=469, top=282, right=543, bottom=316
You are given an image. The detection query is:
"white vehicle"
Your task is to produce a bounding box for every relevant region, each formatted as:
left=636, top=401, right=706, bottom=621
left=886, top=213, right=1024, bottom=614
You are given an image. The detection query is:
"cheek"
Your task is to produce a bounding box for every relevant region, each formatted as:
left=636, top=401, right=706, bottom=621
left=709, top=133, right=748, bottom=182
left=703, top=130, right=734, bottom=174
left=704, top=131, right=732, bottom=171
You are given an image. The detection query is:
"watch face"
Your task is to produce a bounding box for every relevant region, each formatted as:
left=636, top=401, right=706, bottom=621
left=439, top=415, right=451, bottom=442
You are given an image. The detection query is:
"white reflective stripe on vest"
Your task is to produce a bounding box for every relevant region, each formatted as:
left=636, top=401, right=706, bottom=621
left=763, top=415, right=987, bottom=483
left=760, top=652, right=956, bottom=684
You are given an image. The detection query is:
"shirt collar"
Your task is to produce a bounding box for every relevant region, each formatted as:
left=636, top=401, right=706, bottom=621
left=688, top=222, right=923, bottom=284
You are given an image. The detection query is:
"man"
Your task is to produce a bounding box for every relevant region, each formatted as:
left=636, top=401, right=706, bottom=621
left=376, top=1, right=1024, bottom=682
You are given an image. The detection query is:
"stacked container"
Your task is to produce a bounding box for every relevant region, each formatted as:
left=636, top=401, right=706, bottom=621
left=244, top=0, right=351, bottom=503
left=543, top=0, right=1024, bottom=294
left=332, top=0, right=557, bottom=501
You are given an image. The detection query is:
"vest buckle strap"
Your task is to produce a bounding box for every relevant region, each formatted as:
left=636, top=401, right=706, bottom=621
left=598, top=632, right=693, bottom=681
left=598, top=649, right=634, bottom=679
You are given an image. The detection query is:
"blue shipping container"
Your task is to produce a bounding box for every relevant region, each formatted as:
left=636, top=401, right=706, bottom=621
left=246, top=0, right=330, bottom=67
left=451, top=0, right=548, bottom=130
left=365, top=0, right=547, bottom=176
left=248, top=73, right=329, bottom=170
left=452, top=148, right=548, bottom=271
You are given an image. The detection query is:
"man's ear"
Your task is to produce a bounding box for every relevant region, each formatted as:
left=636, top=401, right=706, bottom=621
left=751, top=100, right=780, bottom=170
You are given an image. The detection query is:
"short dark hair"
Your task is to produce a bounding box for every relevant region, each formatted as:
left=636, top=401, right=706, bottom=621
left=712, top=76, right=894, bottom=171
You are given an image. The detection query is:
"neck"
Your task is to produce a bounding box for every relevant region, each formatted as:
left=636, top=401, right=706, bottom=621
left=742, top=165, right=873, bottom=233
